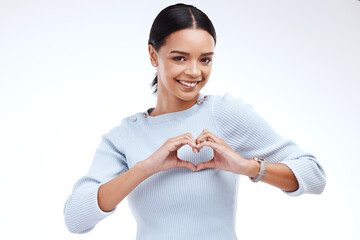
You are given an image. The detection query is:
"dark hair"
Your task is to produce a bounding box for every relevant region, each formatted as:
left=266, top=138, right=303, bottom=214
left=148, top=3, right=217, bottom=94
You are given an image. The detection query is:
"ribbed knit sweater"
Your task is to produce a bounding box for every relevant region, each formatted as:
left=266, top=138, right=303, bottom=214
left=64, top=92, right=326, bottom=239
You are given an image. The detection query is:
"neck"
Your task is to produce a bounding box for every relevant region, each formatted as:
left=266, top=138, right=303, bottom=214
left=150, top=92, right=200, bottom=116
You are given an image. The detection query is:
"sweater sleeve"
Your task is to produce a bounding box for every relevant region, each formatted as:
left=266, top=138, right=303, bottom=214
left=211, top=93, right=326, bottom=196
left=63, top=125, right=129, bottom=233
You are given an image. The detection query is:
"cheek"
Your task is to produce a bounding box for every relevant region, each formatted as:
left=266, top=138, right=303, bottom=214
left=161, top=62, right=184, bottom=78
left=202, top=67, right=212, bottom=78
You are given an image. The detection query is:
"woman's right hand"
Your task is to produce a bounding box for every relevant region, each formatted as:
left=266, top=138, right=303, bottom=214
left=143, top=132, right=198, bottom=175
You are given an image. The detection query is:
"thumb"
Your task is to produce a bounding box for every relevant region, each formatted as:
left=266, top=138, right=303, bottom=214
left=196, top=159, right=216, bottom=171
left=175, top=159, right=196, bottom=171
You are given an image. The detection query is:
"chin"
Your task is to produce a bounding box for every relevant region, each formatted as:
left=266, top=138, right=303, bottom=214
left=175, top=89, right=202, bottom=102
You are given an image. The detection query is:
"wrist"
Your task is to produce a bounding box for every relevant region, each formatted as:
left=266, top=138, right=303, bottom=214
left=139, top=158, right=158, bottom=176
left=249, top=158, right=266, bottom=182
left=246, top=158, right=261, bottom=178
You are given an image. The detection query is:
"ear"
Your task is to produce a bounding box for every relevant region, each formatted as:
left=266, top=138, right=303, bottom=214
left=148, top=44, right=158, bottom=67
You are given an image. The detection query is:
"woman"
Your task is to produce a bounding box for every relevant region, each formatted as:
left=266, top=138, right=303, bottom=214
left=64, top=3, right=326, bottom=239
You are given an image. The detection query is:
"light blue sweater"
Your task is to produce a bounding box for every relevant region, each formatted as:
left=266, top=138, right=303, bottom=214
left=64, top=93, right=326, bottom=239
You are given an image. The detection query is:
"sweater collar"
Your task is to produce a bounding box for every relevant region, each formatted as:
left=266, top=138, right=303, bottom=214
left=144, top=93, right=207, bottom=124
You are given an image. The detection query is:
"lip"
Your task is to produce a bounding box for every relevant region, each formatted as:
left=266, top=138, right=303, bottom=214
left=176, top=79, right=201, bottom=89
left=177, top=80, right=201, bottom=83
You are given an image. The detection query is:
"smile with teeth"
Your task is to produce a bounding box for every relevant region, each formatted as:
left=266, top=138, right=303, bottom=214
left=177, top=80, right=200, bottom=87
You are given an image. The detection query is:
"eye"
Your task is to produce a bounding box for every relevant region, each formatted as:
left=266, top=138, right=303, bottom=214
left=173, top=56, right=186, bottom=61
left=201, top=57, right=212, bottom=64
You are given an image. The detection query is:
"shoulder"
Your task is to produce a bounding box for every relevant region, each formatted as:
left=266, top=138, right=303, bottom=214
left=208, top=92, right=250, bottom=108
left=105, top=109, right=150, bottom=140
left=207, top=92, right=254, bottom=121
left=207, top=92, right=273, bottom=138
left=106, top=108, right=147, bottom=133
left=101, top=114, right=136, bottom=148
left=106, top=117, right=130, bottom=136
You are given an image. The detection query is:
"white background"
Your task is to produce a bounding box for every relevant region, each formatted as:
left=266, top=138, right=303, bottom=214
left=1, top=0, right=359, bottom=239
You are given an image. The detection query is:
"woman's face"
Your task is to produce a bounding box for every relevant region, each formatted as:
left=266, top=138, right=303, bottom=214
left=150, top=29, right=215, bottom=103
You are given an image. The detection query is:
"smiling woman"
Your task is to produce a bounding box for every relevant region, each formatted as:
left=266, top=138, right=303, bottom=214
left=63, top=3, right=326, bottom=239
left=148, top=28, right=214, bottom=115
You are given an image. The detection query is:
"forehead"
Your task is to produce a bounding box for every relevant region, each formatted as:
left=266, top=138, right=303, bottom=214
left=159, top=29, right=215, bottom=54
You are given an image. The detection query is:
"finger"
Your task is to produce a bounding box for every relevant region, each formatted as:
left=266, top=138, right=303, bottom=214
left=196, top=159, right=216, bottom=171
left=182, top=133, right=199, bottom=153
left=175, top=159, right=196, bottom=171
left=195, top=130, right=210, bottom=145
left=169, top=139, right=199, bottom=154
left=171, top=132, right=193, bottom=142
left=196, top=129, right=218, bottom=145
left=196, top=140, right=219, bottom=151
left=172, top=138, right=197, bottom=150
left=169, top=134, right=198, bottom=153
left=185, top=133, right=200, bottom=154
left=174, top=133, right=197, bottom=148
left=180, top=133, right=196, bottom=144
left=192, top=146, right=199, bottom=154
left=185, top=132, right=197, bottom=144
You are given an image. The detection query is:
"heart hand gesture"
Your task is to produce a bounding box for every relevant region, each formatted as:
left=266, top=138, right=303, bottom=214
left=144, top=132, right=198, bottom=175
left=144, top=130, right=254, bottom=176
left=195, top=129, right=252, bottom=175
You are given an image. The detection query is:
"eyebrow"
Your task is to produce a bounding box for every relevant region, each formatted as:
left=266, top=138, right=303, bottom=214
left=169, top=50, right=214, bottom=56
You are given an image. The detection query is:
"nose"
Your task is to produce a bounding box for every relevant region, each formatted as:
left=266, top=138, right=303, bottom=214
left=185, top=61, right=201, bottom=78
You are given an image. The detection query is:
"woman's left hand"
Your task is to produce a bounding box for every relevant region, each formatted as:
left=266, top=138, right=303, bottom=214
left=195, top=129, right=257, bottom=176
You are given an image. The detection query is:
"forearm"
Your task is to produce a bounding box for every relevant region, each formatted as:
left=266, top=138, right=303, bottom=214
left=98, top=160, right=154, bottom=212
left=247, top=160, right=299, bottom=192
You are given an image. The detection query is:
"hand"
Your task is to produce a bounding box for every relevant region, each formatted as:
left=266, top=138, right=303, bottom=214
left=144, top=132, right=198, bottom=175
left=195, top=129, right=254, bottom=175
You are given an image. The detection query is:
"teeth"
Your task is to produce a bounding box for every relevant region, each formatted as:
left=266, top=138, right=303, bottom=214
left=179, top=80, right=198, bottom=87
